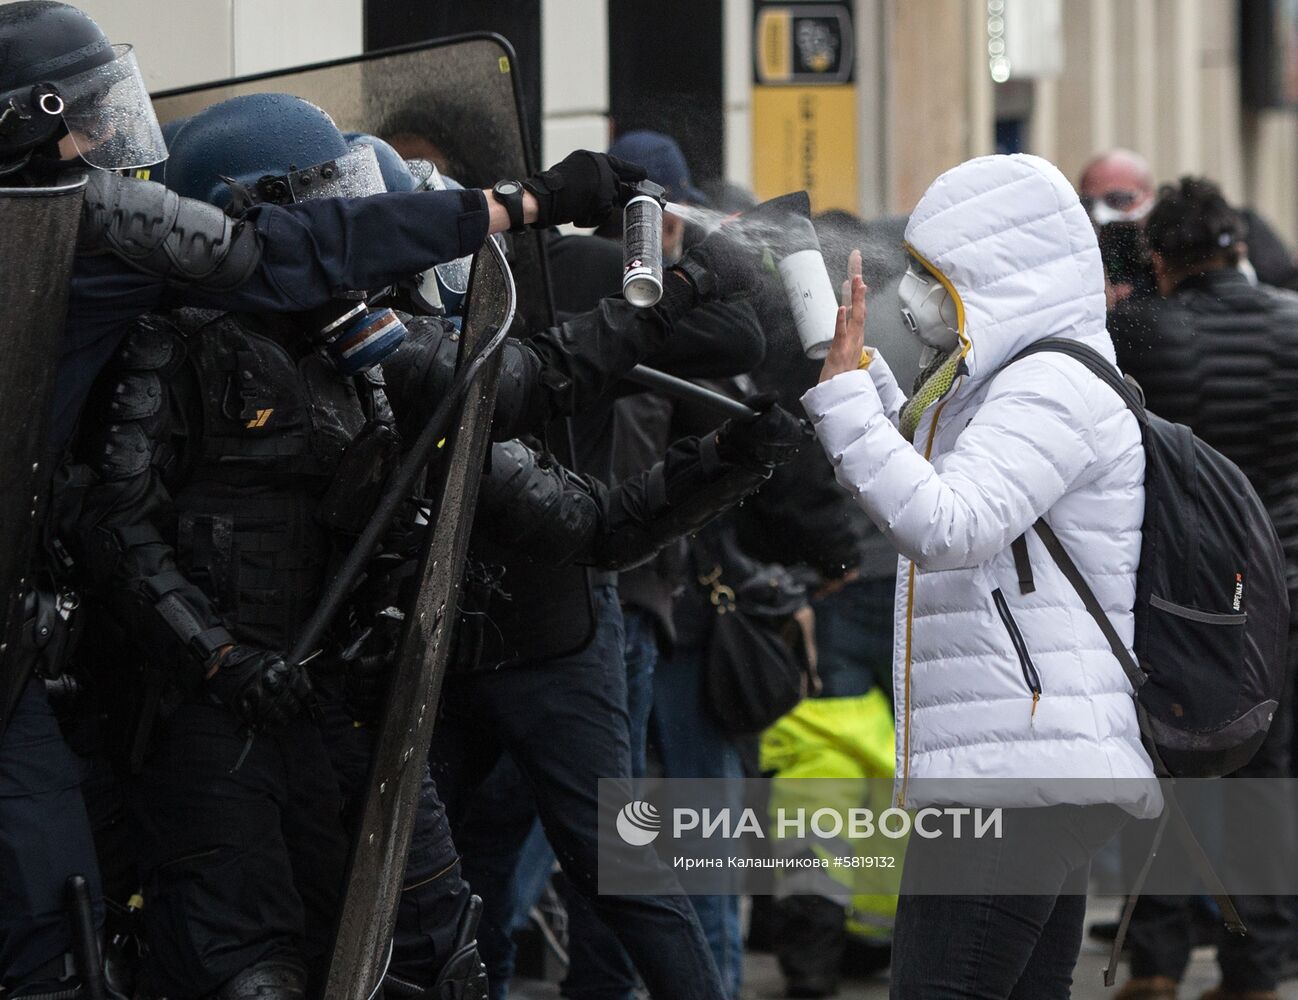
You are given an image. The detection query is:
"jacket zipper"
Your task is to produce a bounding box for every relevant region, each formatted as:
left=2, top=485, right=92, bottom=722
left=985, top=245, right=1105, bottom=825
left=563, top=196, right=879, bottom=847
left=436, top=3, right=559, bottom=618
left=991, top=587, right=1043, bottom=715
left=899, top=390, right=958, bottom=808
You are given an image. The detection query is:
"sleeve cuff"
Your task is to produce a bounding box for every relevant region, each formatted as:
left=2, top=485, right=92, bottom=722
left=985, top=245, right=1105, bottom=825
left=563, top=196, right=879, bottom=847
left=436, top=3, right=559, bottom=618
left=456, top=189, right=490, bottom=256
left=800, top=368, right=878, bottom=423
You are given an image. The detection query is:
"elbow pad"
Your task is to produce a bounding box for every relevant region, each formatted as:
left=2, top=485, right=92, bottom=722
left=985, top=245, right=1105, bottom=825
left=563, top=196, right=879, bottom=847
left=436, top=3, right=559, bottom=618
left=78, top=171, right=261, bottom=290
left=474, top=440, right=601, bottom=564
left=592, top=434, right=769, bottom=571
left=384, top=317, right=547, bottom=441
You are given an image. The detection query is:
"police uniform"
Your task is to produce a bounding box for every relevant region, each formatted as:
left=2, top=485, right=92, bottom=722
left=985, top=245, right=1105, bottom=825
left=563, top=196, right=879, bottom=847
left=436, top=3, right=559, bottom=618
left=63, top=275, right=775, bottom=996
left=0, top=177, right=491, bottom=993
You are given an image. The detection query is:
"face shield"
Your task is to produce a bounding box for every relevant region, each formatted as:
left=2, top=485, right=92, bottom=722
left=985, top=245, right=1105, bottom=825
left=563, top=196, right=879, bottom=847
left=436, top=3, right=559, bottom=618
left=283, top=144, right=386, bottom=202
left=408, top=167, right=478, bottom=319
left=898, top=255, right=960, bottom=362
left=57, top=45, right=167, bottom=171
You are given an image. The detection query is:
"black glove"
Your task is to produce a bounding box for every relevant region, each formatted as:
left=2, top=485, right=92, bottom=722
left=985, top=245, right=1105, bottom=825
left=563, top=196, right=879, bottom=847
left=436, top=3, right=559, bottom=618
left=205, top=646, right=312, bottom=730
left=523, top=151, right=647, bottom=229
left=715, top=394, right=809, bottom=470
left=675, top=226, right=767, bottom=303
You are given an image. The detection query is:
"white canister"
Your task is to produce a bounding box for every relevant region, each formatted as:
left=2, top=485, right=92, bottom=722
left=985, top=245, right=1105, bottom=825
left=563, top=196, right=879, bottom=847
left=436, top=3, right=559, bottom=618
left=778, top=247, right=839, bottom=359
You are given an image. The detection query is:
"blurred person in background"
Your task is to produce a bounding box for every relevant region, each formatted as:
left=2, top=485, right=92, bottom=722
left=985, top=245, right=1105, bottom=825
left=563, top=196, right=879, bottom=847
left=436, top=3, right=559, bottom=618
left=1108, top=177, right=1298, bottom=1000
left=1078, top=148, right=1157, bottom=308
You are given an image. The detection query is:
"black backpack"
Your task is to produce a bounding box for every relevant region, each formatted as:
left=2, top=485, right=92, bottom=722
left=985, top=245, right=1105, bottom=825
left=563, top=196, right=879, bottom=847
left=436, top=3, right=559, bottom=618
left=1009, top=338, right=1290, bottom=984
left=1008, top=338, right=1289, bottom=779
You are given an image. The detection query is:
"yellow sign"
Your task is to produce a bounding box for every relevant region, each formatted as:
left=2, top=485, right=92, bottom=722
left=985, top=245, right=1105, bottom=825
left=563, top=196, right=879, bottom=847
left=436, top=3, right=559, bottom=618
left=752, top=84, right=857, bottom=213
left=756, top=9, right=793, bottom=82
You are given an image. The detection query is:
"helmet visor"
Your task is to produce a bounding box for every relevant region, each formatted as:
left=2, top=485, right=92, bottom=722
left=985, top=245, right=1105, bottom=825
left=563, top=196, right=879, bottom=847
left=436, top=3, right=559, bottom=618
left=286, top=144, right=386, bottom=202
left=59, top=46, right=167, bottom=170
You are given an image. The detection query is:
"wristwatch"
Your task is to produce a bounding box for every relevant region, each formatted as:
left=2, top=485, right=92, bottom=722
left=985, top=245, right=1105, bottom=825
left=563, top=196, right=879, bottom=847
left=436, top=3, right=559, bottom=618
left=492, top=179, right=527, bottom=232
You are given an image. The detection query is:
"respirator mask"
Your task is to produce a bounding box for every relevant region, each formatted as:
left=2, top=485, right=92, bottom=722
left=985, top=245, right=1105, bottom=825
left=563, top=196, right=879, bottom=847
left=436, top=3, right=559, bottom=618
left=244, top=143, right=409, bottom=375
left=898, top=255, right=959, bottom=367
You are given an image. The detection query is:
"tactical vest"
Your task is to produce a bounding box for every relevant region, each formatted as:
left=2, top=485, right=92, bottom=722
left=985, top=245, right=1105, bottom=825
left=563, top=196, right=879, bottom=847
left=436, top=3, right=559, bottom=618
left=166, top=310, right=395, bottom=651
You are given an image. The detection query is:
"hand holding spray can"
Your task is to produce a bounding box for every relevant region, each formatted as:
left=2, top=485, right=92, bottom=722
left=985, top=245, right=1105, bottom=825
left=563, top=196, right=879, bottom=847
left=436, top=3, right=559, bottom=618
left=623, top=180, right=667, bottom=308
left=777, top=215, right=839, bottom=359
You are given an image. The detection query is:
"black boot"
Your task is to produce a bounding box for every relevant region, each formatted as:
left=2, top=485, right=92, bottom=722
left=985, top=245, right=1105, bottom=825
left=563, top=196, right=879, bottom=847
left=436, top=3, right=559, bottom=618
left=774, top=895, right=847, bottom=999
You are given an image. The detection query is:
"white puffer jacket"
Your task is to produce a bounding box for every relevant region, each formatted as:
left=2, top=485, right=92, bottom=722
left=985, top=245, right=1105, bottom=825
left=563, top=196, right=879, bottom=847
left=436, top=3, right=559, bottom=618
left=801, top=154, right=1160, bottom=817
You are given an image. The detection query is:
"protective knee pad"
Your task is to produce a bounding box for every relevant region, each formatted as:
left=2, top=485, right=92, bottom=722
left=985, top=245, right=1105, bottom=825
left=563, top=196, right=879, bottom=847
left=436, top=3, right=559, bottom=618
left=204, top=959, right=306, bottom=1000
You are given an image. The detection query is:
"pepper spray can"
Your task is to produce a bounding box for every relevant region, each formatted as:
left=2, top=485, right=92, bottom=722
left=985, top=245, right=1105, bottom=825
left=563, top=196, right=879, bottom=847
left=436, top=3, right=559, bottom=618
left=778, top=216, right=839, bottom=359
left=623, top=180, right=667, bottom=308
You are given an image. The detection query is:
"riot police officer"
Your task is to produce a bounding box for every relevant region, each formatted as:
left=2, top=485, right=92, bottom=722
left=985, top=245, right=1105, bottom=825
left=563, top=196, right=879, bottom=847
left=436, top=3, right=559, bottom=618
left=0, top=4, right=644, bottom=994
left=62, top=94, right=793, bottom=999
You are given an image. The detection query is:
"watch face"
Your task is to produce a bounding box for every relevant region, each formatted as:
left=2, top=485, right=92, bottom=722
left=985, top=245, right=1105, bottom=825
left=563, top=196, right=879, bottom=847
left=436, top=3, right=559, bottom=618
left=496, top=180, right=521, bottom=196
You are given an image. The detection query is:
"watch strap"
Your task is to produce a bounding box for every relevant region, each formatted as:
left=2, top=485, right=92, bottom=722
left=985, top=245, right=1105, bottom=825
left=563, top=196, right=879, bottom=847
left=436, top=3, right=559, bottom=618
left=493, top=181, right=527, bottom=233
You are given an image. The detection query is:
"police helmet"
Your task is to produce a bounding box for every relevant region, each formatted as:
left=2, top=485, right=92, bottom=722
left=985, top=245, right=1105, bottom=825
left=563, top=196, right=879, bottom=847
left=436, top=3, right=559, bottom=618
left=0, top=1, right=166, bottom=175
left=165, top=93, right=385, bottom=211
left=344, top=132, right=437, bottom=193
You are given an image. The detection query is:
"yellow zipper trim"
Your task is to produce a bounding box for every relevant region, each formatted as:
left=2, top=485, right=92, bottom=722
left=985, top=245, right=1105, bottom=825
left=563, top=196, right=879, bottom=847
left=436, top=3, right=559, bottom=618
left=896, top=245, right=971, bottom=809
left=897, top=395, right=955, bottom=807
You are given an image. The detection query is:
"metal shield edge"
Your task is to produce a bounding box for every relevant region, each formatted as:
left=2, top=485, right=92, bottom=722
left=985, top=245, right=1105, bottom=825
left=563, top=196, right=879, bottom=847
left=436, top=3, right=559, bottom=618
left=0, top=178, right=87, bottom=738
left=324, top=238, right=513, bottom=998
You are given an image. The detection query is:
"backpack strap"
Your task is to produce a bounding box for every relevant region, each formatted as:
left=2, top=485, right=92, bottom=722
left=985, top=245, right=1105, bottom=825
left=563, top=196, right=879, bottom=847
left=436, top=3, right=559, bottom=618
left=1104, top=807, right=1170, bottom=986
left=1009, top=337, right=1148, bottom=423
left=1032, top=519, right=1145, bottom=693
left=1104, top=786, right=1247, bottom=986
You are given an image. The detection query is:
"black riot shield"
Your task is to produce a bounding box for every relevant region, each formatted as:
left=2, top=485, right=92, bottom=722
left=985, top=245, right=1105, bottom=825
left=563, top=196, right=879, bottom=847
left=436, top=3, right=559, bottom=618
left=151, top=34, right=553, bottom=334
left=0, top=180, right=85, bottom=737
left=323, top=241, right=511, bottom=999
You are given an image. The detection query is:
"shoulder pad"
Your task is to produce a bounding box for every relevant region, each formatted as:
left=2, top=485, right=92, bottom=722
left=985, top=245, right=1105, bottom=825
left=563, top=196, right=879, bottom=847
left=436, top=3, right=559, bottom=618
left=87, top=421, right=153, bottom=481
left=117, top=318, right=181, bottom=373
left=102, top=372, right=164, bottom=422
left=78, top=172, right=261, bottom=291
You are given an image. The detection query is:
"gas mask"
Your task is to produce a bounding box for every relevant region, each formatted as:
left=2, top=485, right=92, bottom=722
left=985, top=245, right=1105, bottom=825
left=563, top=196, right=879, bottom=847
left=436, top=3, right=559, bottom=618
left=239, top=143, right=408, bottom=375
left=898, top=257, right=959, bottom=366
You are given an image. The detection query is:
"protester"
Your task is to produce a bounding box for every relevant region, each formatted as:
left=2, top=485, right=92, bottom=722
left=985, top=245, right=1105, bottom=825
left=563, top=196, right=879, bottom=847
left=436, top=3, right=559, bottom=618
left=1078, top=148, right=1158, bottom=308
left=802, top=153, right=1160, bottom=999
left=1108, top=177, right=1298, bottom=1000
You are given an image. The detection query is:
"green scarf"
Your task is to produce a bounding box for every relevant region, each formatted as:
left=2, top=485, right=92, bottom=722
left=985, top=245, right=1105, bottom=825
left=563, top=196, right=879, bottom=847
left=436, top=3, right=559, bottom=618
left=899, top=348, right=962, bottom=442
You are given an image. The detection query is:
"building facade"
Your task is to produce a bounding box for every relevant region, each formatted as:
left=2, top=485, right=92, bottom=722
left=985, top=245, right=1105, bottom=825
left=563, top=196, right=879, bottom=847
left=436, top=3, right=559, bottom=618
left=81, top=0, right=1298, bottom=242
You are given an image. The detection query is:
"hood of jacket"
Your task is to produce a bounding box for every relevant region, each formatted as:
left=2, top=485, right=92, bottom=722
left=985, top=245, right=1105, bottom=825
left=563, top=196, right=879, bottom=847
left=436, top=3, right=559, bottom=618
left=903, top=153, right=1111, bottom=384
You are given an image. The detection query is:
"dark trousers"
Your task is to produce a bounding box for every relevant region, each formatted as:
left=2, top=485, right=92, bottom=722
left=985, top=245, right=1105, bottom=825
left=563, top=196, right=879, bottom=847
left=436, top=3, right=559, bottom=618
left=128, top=700, right=347, bottom=998
left=556, top=605, right=661, bottom=1000
left=1126, top=628, right=1296, bottom=992
left=317, top=689, right=471, bottom=987
left=0, top=681, right=103, bottom=989
left=891, top=804, right=1127, bottom=1000
left=430, top=586, right=726, bottom=1000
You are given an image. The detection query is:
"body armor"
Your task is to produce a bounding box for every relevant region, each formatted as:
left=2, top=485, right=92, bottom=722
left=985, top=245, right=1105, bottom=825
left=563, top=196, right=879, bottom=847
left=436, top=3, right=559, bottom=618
left=167, top=309, right=395, bottom=651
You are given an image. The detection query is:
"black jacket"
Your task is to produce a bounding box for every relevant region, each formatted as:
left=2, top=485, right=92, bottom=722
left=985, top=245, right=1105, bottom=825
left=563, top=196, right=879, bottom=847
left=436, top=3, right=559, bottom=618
left=1110, top=268, right=1298, bottom=597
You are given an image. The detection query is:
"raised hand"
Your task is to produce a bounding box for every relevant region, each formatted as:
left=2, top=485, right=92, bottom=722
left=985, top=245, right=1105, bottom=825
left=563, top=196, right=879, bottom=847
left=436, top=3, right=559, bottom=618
left=818, top=248, right=869, bottom=383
